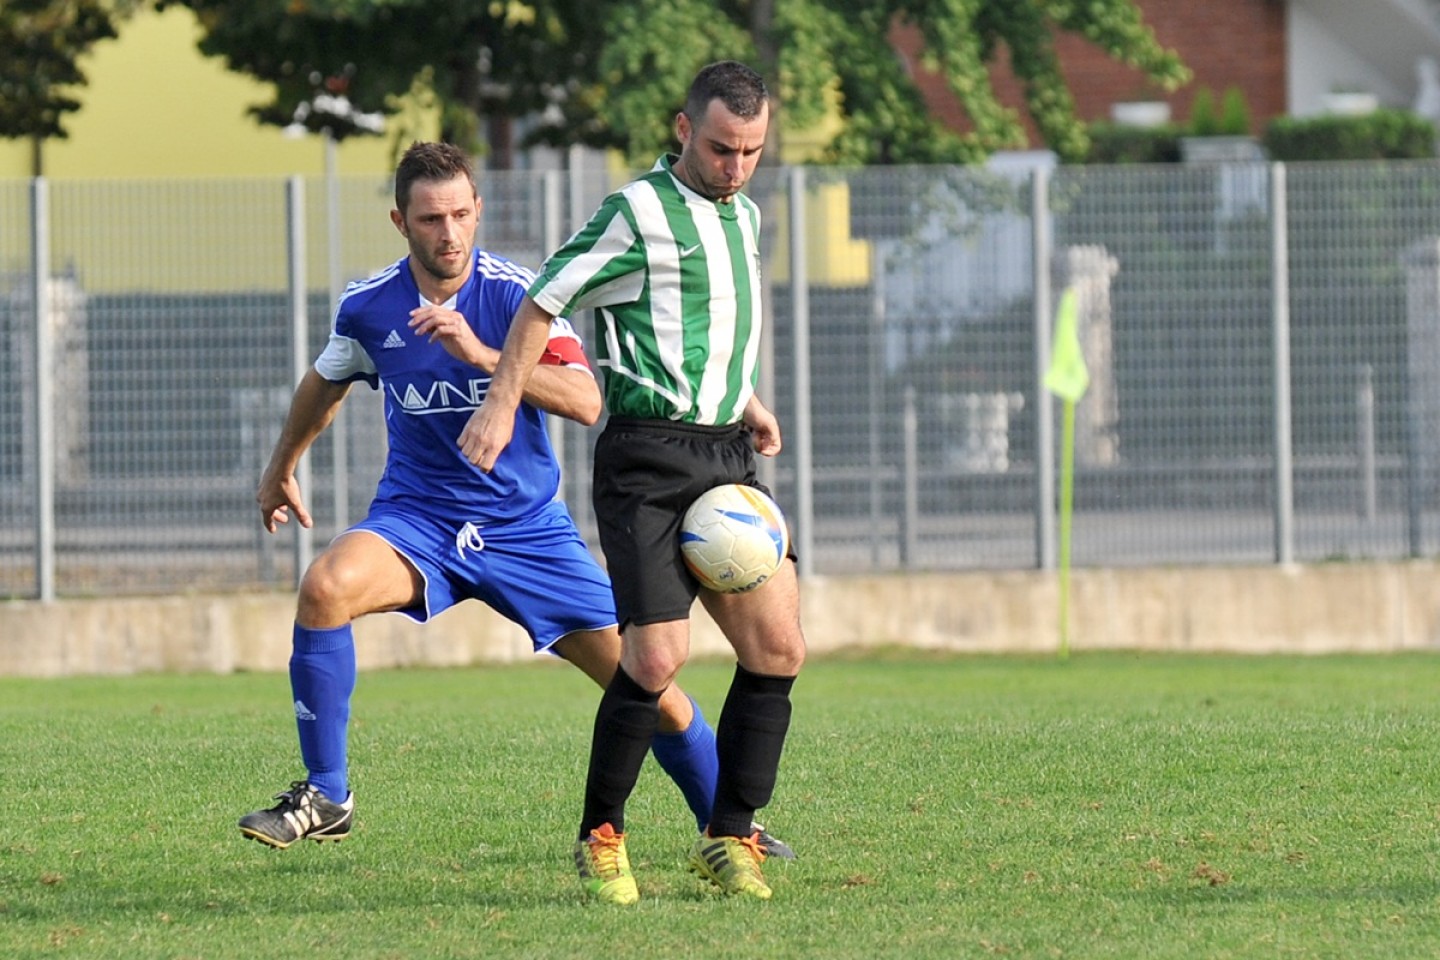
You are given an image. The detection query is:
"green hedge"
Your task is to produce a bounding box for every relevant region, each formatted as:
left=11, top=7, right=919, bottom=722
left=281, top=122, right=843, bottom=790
left=1084, top=122, right=1182, bottom=164
left=1085, top=108, right=1437, bottom=165
left=1263, top=109, right=1437, bottom=161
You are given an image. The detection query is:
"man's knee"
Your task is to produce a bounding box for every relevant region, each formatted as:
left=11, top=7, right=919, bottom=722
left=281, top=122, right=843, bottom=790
left=730, top=616, right=806, bottom=677
left=621, top=631, right=689, bottom=692
left=757, top=629, right=806, bottom=675
left=297, top=556, right=364, bottom=625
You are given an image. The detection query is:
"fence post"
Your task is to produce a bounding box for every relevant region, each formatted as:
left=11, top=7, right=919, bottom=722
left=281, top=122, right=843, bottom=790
left=868, top=242, right=886, bottom=567
left=1032, top=166, right=1056, bottom=571
left=1402, top=238, right=1440, bottom=557
left=326, top=138, right=350, bottom=531
left=542, top=169, right=566, bottom=496
left=1270, top=163, right=1294, bottom=565
left=562, top=152, right=599, bottom=538
left=1357, top=363, right=1377, bottom=522
left=287, top=177, right=313, bottom=583
left=901, top=385, right=918, bottom=567
left=30, top=177, right=55, bottom=602
left=788, top=167, right=814, bottom=578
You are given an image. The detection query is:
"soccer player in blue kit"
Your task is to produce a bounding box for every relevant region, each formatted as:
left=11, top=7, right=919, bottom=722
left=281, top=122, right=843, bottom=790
left=238, top=141, right=790, bottom=861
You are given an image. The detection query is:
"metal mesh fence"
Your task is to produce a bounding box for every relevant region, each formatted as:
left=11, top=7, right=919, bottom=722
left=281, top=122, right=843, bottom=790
left=1285, top=162, right=1440, bottom=561
left=8, top=159, right=1440, bottom=598
left=1052, top=164, right=1279, bottom=566
left=773, top=165, right=1041, bottom=571
left=1, top=181, right=36, bottom=597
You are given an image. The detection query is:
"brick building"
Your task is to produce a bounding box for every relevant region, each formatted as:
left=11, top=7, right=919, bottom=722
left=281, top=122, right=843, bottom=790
left=893, top=0, right=1440, bottom=147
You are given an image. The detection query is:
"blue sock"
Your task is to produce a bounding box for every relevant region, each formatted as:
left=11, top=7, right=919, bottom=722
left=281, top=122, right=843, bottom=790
left=650, top=695, right=718, bottom=831
left=289, top=623, right=356, bottom=804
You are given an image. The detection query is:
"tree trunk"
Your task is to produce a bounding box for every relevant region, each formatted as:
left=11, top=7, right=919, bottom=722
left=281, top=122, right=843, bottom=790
left=747, top=0, right=783, bottom=492
left=749, top=0, right=781, bottom=160
left=486, top=114, right=514, bottom=170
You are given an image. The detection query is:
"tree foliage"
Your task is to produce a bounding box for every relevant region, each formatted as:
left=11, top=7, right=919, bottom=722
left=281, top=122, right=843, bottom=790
left=0, top=0, right=139, bottom=142
left=164, top=0, right=1187, bottom=165
left=591, top=0, right=1191, bottom=165
left=158, top=0, right=619, bottom=155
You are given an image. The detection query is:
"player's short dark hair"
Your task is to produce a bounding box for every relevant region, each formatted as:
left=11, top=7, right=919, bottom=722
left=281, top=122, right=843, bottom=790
left=394, top=141, right=476, bottom=215
left=683, top=61, right=769, bottom=123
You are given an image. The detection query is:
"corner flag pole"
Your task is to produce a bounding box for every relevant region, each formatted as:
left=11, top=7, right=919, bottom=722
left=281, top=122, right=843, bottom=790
left=1043, top=288, right=1089, bottom=660
left=1056, top=397, right=1078, bottom=659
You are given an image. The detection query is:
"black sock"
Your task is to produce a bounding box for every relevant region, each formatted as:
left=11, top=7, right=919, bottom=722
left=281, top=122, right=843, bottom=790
left=709, top=663, right=795, bottom=838
left=579, top=666, right=661, bottom=837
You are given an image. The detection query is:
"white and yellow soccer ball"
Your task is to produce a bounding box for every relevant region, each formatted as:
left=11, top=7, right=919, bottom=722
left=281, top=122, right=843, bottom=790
left=679, top=483, right=790, bottom=593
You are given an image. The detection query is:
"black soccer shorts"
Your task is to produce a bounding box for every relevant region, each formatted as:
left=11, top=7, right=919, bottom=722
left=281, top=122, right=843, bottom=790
left=591, top=416, right=794, bottom=627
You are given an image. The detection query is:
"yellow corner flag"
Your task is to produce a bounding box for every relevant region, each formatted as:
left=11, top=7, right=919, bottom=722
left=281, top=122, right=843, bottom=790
left=1044, top=288, right=1089, bottom=403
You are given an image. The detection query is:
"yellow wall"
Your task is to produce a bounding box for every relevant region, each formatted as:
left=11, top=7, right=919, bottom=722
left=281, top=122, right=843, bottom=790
left=30, top=176, right=406, bottom=295
left=0, top=6, right=417, bottom=180
left=771, top=81, right=872, bottom=286
left=0, top=7, right=871, bottom=289
left=770, top=181, right=873, bottom=287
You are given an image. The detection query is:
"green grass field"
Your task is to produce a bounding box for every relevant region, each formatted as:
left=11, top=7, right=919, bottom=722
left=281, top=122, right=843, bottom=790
left=2, top=651, right=1439, bottom=959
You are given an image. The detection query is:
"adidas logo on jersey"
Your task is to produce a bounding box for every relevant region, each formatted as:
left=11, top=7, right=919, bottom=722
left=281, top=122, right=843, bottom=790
left=382, top=330, right=406, bottom=349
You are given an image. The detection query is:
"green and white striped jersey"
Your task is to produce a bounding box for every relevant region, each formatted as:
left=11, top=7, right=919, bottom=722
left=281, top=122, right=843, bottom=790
left=528, top=155, right=763, bottom=425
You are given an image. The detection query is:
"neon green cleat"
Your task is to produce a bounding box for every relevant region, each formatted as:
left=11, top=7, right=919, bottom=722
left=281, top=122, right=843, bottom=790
left=688, top=831, right=772, bottom=900
left=573, top=823, right=639, bottom=905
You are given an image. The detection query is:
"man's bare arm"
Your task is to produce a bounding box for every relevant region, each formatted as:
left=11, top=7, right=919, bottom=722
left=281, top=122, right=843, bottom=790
left=256, top=369, right=350, bottom=532
left=409, top=301, right=600, bottom=424
left=457, top=295, right=557, bottom=470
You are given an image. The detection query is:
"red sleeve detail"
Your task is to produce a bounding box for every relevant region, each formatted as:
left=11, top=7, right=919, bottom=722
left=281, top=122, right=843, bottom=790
left=539, top=334, right=590, bottom=370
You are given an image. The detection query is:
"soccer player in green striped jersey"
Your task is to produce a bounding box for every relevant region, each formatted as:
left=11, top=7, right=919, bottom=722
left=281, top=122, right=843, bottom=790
left=466, top=61, right=806, bottom=902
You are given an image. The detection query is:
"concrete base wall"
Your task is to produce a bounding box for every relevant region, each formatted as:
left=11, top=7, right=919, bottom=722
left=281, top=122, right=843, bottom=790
left=5, top=562, right=1440, bottom=678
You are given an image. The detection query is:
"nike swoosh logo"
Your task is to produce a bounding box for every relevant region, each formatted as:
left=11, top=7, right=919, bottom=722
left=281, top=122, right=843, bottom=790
left=680, top=243, right=701, bottom=258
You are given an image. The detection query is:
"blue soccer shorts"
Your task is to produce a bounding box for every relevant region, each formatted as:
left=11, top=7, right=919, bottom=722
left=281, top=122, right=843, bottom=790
left=350, top=498, right=617, bottom=651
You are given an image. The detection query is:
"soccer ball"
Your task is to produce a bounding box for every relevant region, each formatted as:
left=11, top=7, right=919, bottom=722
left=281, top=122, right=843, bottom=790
left=680, top=484, right=789, bottom=593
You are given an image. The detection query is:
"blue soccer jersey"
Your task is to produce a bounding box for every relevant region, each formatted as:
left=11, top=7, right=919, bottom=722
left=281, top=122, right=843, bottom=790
left=315, top=249, right=590, bottom=522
